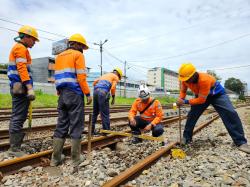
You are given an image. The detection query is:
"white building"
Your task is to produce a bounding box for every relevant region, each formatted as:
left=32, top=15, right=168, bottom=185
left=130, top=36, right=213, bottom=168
left=147, top=67, right=179, bottom=91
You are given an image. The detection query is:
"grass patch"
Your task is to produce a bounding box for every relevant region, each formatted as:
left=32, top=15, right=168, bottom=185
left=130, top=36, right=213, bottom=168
left=0, top=91, right=176, bottom=108
left=0, top=91, right=58, bottom=109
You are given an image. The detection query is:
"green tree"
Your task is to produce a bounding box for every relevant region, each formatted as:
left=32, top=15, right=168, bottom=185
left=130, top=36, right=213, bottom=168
left=207, top=70, right=221, bottom=81
left=224, top=77, right=244, bottom=95
left=0, top=63, right=8, bottom=69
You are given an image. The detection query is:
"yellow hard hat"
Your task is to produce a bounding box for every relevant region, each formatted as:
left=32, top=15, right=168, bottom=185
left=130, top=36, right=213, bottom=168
left=113, top=67, right=123, bottom=79
left=69, top=33, right=89, bottom=50
left=18, top=25, right=39, bottom=41
left=178, top=63, right=196, bottom=81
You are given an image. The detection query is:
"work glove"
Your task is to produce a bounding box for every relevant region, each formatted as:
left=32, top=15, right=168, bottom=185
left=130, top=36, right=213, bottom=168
left=111, top=95, right=115, bottom=105
left=27, top=89, right=36, bottom=101
left=86, top=96, right=92, bottom=105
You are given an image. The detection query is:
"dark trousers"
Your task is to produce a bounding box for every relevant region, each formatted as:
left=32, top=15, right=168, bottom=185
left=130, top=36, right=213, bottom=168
left=184, top=94, right=247, bottom=146
left=92, top=89, right=110, bottom=131
left=53, top=89, right=84, bottom=139
left=9, top=89, right=29, bottom=134
left=129, top=116, right=164, bottom=137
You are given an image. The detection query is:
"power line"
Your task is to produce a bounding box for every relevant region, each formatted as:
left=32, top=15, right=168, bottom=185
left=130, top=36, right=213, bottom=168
left=0, top=26, right=56, bottom=41
left=0, top=17, right=66, bottom=38
left=0, top=26, right=99, bottom=50
left=107, top=7, right=250, bottom=49
left=207, top=64, right=250, bottom=71
left=128, top=32, right=250, bottom=62
left=103, top=48, right=124, bottom=64
left=0, top=17, right=96, bottom=45
left=104, top=48, right=151, bottom=70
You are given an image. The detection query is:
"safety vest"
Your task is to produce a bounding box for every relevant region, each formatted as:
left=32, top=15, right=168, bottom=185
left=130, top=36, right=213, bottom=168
left=129, top=97, right=163, bottom=125
left=180, top=72, right=225, bottom=105
left=93, top=73, right=119, bottom=96
left=7, top=43, right=33, bottom=87
left=55, top=49, right=90, bottom=96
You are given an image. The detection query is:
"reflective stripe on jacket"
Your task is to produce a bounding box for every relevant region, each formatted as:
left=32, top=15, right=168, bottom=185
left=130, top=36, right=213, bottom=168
left=55, top=49, right=90, bottom=96
left=8, top=43, right=33, bottom=87
left=128, top=97, right=163, bottom=126
left=180, top=72, right=225, bottom=105
left=93, top=73, right=119, bottom=96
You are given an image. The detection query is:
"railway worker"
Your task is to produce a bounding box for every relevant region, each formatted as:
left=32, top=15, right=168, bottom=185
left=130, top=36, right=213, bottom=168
left=50, top=33, right=92, bottom=168
left=128, top=84, right=164, bottom=144
left=177, top=63, right=250, bottom=153
left=7, top=25, right=39, bottom=157
left=91, top=68, right=123, bottom=134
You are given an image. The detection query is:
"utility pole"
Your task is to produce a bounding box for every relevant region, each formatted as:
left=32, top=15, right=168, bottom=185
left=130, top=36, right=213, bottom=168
left=124, top=61, right=127, bottom=98
left=94, top=39, right=108, bottom=76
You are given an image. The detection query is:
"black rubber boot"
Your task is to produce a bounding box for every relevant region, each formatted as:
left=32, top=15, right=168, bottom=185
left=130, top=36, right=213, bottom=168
left=8, top=132, right=26, bottom=157
left=50, top=137, right=65, bottom=166
left=71, top=139, right=84, bottom=167
left=131, top=131, right=142, bottom=144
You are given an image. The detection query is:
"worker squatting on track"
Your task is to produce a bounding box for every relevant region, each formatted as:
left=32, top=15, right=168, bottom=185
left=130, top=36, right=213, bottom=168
left=177, top=63, right=250, bottom=154
left=128, top=84, right=164, bottom=144
left=7, top=25, right=39, bottom=157
left=50, top=33, right=92, bottom=169
left=91, top=68, right=123, bottom=135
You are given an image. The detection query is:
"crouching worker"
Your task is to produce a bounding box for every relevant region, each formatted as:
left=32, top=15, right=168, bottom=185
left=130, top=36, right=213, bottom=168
left=177, top=63, right=250, bottom=154
left=8, top=25, right=39, bottom=157
left=50, top=33, right=92, bottom=168
left=128, top=85, right=164, bottom=144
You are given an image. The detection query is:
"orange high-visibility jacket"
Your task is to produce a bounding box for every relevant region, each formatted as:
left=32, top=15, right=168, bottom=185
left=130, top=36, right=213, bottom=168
left=93, top=72, right=119, bottom=96
left=128, top=97, right=163, bottom=126
left=55, top=49, right=90, bottom=96
left=180, top=72, right=216, bottom=105
left=8, top=43, right=33, bottom=87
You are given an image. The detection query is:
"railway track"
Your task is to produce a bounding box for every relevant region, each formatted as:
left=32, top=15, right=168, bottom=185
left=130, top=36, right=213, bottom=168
left=0, top=114, right=188, bottom=176
left=0, top=104, right=247, bottom=185
left=0, top=104, right=186, bottom=121
left=0, top=115, right=183, bottom=151
left=103, top=115, right=220, bottom=187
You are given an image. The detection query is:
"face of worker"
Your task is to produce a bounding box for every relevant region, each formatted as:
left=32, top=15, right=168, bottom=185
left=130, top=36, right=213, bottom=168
left=141, top=97, right=150, bottom=103
left=186, top=72, right=198, bottom=84
left=113, top=71, right=121, bottom=80
left=24, top=36, right=37, bottom=48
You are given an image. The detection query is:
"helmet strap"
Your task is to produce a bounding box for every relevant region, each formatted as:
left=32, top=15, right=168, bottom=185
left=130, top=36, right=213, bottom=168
left=14, top=33, right=28, bottom=47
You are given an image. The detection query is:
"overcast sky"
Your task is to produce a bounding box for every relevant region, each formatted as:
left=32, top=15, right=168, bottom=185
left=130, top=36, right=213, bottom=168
left=1, top=0, right=250, bottom=89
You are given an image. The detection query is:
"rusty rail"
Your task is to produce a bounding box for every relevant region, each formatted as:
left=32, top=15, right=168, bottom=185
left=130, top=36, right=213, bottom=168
left=0, top=115, right=182, bottom=176
left=102, top=115, right=219, bottom=187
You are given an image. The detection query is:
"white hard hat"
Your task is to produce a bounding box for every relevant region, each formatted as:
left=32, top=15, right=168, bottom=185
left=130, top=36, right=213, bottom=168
left=138, top=84, right=150, bottom=99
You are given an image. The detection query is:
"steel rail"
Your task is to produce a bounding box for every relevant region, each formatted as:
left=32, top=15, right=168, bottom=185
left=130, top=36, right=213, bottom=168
left=0, top=116, right=182, bottom=176
left=102, top=115, right=220, bottom=187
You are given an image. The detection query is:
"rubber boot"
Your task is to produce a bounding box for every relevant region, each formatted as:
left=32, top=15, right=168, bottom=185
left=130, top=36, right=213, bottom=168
left=71, top=139, right=84, bottom=167
left=50, top=137, right=65, bottom=166
left=8, top=132, right=26, bottom=157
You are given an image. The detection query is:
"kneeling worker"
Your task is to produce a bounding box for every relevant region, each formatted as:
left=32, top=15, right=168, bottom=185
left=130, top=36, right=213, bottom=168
left=177, top=63, right=250, bottom=153
left=128, top=85, right=164, bottom=144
